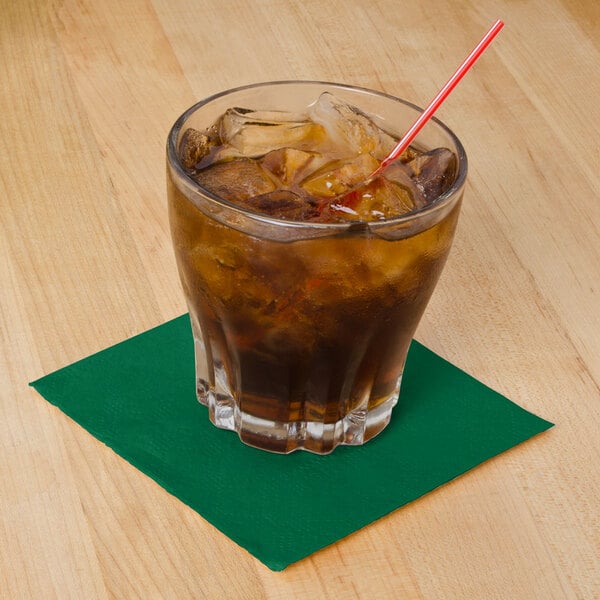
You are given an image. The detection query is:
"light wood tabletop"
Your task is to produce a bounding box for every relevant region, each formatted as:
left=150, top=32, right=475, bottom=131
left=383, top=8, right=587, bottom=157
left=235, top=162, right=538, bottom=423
left=2, top=1, right=599, bottom=598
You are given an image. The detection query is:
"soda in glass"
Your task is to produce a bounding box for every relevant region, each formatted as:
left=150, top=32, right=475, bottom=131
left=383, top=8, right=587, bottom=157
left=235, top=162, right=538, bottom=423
left=167, top=81, right=467, bottom=454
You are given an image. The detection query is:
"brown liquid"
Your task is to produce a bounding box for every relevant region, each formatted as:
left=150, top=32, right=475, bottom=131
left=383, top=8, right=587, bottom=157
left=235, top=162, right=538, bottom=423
left=168, top=172, right=461, bottom=450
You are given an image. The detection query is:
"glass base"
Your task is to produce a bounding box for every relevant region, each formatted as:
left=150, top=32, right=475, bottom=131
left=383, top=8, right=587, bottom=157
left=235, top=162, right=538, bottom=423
left=196, top=377, right=399, bottom=454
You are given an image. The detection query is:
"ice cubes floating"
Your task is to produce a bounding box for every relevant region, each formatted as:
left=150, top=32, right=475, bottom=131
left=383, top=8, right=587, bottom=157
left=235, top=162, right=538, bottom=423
left=178, top=93, right=456, bottom=222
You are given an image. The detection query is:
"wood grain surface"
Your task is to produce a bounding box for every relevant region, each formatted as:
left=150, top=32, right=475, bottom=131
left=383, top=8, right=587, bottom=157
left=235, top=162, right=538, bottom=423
left=1, top=1, right=599, bottom=598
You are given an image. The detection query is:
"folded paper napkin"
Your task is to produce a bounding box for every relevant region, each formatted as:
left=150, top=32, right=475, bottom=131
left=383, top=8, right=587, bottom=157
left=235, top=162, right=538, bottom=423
left=30, top=314, right=552, bottom=571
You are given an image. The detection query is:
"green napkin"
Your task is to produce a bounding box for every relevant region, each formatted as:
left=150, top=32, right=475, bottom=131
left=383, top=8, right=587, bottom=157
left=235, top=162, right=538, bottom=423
left=30, top=314, right=552, bottom=571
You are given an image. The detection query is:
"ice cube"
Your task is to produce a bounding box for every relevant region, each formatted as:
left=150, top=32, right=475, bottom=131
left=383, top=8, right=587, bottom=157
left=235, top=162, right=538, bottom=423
left=300, top=153, right=380, bottom=198
left=308, top=93, right=397, bottom=159
left=218, top=108, right=326, bottom=157
left=193, top=158, right=276, bottom=202
left=260, top=148, right=318, bottom=186
left=381, top=161, right=427, bottom=209
left=242, top=190, right=320, bottom=220
left=324, top=177, right=416, bottom=222
left=405, top=148, right=456, bottom=202
left=179, top=128, right=214, bottom=169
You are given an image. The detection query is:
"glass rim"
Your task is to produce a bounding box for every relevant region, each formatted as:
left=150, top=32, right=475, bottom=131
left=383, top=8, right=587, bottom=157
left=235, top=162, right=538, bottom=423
left=166, top=80, right=468, bottom=230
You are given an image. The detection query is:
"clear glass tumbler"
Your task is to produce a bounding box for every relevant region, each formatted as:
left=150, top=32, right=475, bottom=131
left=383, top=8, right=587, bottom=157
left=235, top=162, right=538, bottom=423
left=167, top=81, right=467, bottom=454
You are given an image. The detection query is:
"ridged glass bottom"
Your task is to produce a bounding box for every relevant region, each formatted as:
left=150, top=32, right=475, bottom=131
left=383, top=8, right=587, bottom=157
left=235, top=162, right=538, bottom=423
left=196, top=376, right=400, bottom=454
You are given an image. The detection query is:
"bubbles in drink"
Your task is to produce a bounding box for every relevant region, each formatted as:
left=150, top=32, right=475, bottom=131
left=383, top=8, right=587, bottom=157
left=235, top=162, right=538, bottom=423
left=178, top=93, right=457, bottom=223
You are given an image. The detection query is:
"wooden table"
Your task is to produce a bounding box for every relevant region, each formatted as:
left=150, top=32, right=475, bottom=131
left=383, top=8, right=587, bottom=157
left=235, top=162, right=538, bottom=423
left=2, top=1, right=599, bottom=597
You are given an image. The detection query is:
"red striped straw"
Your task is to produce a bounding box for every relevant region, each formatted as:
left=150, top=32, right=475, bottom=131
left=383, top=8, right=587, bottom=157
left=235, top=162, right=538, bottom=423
left=371, top=19, right=504, bottom=177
